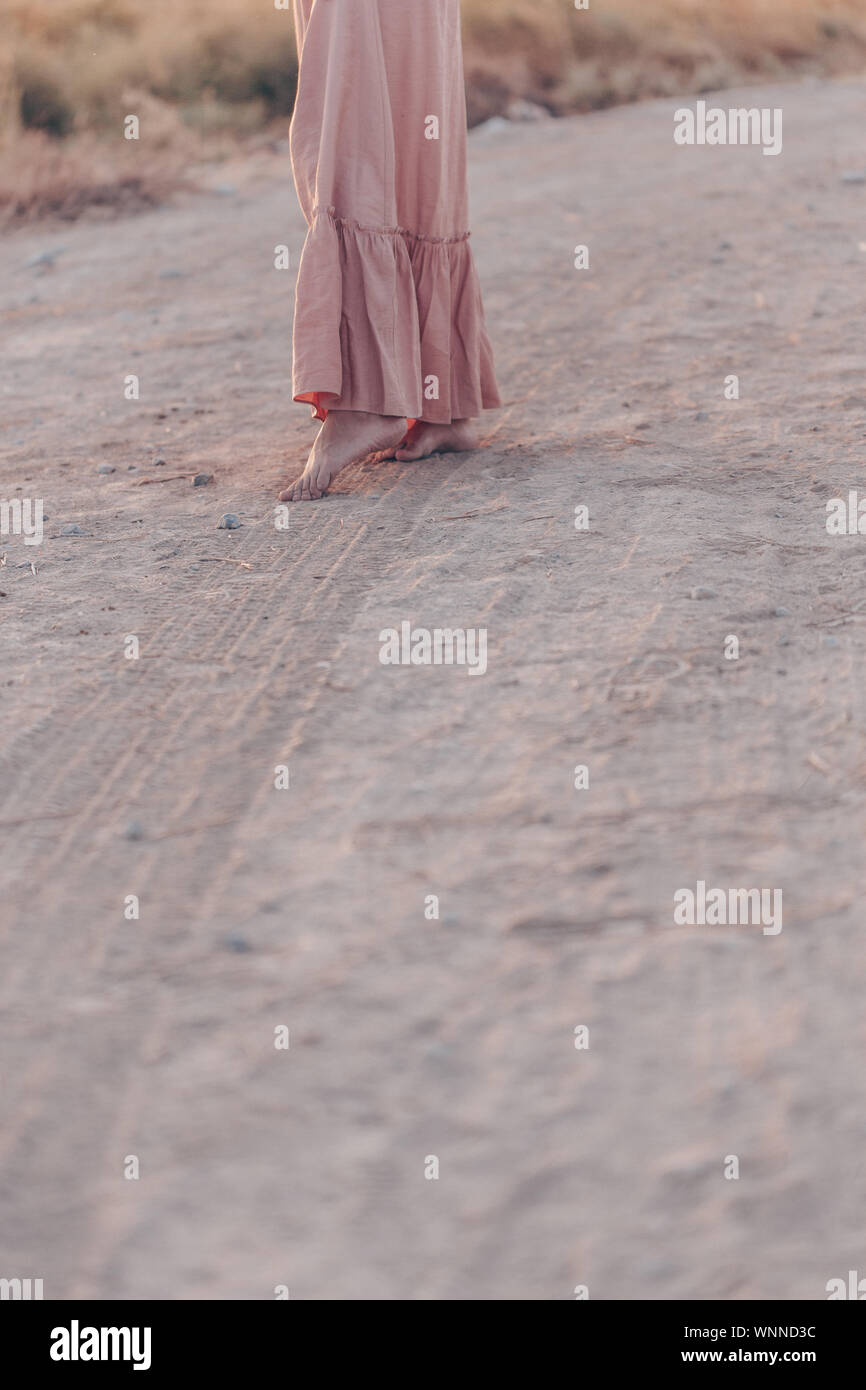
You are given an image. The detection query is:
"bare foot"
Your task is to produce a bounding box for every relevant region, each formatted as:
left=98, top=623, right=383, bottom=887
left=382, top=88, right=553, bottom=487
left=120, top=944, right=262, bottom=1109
left=280, top=410, right=408, bottom=501
left=376, top=419, right=479, bottom=463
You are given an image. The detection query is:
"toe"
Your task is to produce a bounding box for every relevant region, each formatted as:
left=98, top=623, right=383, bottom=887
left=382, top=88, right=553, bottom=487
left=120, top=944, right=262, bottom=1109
left=378, top=433, right=410, bottom=461
left=282, top=470, right=329, bottom=501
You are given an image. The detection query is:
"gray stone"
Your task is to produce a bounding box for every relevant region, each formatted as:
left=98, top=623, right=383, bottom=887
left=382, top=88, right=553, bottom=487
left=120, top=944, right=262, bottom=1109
left=193, top=473, right=213, bottom=487
left=505, top=98, right=550, bottom=123
left=124, top=819, right=145, bottom=841
left=472, top=117, right=510, bottom=138
left=96, top=464, right=115, bottom=475
left=689, top=586, right=716, bottom=600
left=60, top=523, right=84, bottom=535
left=217, top=513, right=242, bottom=529
left=24, top=246, right=67, bottom=269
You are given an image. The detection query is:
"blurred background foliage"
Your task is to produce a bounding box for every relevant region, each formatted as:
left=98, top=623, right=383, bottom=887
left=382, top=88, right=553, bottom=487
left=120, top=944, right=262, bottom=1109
left=2, top=0, right=865, bottom=219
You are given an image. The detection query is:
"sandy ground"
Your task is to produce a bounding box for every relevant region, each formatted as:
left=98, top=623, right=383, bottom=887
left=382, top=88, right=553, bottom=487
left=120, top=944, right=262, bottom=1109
left=2, top=78, right=866, bottom=1301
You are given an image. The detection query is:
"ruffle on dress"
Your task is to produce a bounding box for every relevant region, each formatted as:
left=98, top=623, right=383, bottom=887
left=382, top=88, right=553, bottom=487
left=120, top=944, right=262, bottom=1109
left=292, top=207, right=501, bottom=425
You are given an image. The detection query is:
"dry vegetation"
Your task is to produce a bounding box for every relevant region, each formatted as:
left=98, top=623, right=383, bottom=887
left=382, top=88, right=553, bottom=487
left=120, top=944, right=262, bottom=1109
left=462, top=0, right=866, bottom=121
left=1, top=0, right=865, bottom=222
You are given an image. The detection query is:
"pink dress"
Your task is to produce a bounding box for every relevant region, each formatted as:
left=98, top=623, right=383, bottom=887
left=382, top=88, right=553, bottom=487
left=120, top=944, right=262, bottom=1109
left=290, top=0, right=501, bottom=425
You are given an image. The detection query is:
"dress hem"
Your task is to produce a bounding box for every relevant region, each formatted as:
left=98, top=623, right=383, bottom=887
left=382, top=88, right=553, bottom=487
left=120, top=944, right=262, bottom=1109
left=292, top=208, right=501, bottom=426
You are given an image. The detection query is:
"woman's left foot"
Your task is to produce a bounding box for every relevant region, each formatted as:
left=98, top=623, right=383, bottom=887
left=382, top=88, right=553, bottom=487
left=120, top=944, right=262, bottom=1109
left=377, top=419, right=479, bottom=462
left=280, top=410, right=408, bottom=501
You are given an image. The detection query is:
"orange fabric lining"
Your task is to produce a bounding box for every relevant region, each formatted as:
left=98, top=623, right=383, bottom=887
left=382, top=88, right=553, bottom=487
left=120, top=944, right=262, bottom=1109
left=295, top=392, right=416, bottom=429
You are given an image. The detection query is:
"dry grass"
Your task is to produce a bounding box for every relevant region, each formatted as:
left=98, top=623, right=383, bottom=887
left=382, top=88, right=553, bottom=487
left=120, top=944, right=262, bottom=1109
left=461, top=0, right=866, bottom=121
left=1, top=0, right=865, bottom=222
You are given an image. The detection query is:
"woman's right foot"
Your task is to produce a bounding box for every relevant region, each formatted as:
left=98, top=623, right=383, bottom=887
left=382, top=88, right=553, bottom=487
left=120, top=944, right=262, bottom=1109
left=280, top=410, right=408, bottom=501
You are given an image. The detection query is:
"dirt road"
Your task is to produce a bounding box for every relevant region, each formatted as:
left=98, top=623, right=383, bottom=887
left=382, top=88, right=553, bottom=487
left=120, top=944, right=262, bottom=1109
left=2, top=78, right=866, bottom=1300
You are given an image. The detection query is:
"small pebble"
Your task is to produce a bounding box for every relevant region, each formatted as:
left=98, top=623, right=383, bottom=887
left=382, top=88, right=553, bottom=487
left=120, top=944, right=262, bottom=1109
left=823, top=635, right=839, bottom=648
left=774, top=606, right=792, bottom=617
left=124, top=819, right=145, bottom=841
left=505, top=98, right=549, bottom=123
left=689, top=586, right=716, bottom=600
left=473, top=116, right=510, bottom=137
left=24, top=247, right=67, bottom=269
left=154, top=457, right=166, bottom=467
left=218, top=513, right=242, bottom=529
left=225, top=934, right=252, bottom=953
left=193, top=473, right=213, bottom=487
left=695, top=411, right=709, bottom=421
left=841, top=171, right=866, bottom=184
left=96, top=464, right=115, bottom=475
left=60, top=523, right=83, bottom=536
